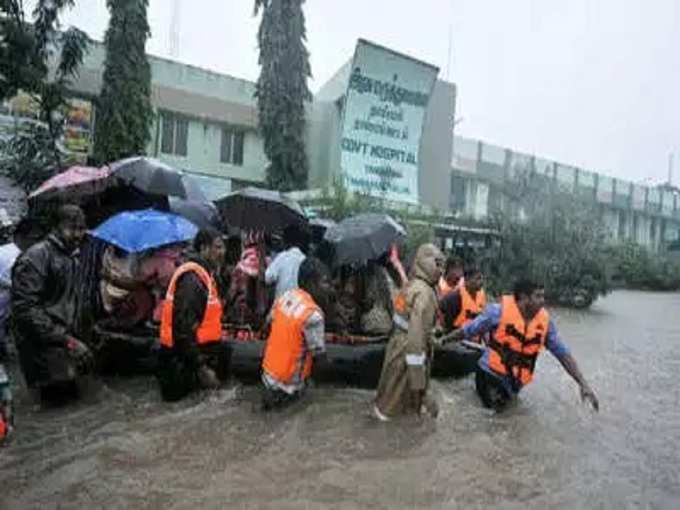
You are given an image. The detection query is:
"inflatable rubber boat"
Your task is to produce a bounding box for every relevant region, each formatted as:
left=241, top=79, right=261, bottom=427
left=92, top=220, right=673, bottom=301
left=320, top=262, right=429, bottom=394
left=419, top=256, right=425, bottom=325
left=92, top=324, right=483, bottom=387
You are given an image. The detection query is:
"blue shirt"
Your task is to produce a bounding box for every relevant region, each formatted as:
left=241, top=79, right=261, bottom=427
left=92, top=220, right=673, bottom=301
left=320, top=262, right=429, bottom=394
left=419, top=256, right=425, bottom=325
left=462, top=303, right=571, bottom=394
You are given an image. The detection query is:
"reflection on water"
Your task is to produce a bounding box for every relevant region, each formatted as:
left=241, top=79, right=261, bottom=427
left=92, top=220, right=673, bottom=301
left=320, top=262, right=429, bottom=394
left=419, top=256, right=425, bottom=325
left=1, top=290, right=679, bottom=509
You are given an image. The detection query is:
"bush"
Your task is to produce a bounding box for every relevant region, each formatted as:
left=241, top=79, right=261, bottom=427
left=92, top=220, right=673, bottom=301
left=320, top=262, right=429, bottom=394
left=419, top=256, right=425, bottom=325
left=608, top=242, right=680, bottom=291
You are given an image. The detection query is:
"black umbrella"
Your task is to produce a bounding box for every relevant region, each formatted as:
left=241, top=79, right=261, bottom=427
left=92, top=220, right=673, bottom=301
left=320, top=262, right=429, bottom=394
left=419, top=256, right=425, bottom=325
left=168, top=197, right=222, bottom=230
left=310, top=218, right=337, bottom=231
left=323, top=213, right=406, bottom=267
left=309, top=217, right=336, bottom=244
left=214, top=187, right=307, bottom=231
left=108, top=157, right=206, bottom=201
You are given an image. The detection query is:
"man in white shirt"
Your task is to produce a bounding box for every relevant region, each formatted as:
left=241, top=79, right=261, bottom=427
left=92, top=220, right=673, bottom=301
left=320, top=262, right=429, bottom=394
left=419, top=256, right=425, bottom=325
left=265, top=226, right=308, bottom=299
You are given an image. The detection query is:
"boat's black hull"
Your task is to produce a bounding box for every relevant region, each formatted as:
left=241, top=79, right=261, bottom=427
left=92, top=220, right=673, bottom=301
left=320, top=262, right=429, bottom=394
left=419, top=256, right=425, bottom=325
left=224, top=340, right=482, bottom=388
left=92, top=327, right=483, bottom=387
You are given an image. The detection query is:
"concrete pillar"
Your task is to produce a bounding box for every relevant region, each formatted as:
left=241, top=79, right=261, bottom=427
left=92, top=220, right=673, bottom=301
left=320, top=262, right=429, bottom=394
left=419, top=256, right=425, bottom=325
left=618, top=210, right=628, bottom=241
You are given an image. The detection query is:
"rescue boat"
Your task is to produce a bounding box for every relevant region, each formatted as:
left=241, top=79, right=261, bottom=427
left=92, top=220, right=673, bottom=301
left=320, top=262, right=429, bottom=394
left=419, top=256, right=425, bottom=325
left=92, top=323, right=483, bottom=386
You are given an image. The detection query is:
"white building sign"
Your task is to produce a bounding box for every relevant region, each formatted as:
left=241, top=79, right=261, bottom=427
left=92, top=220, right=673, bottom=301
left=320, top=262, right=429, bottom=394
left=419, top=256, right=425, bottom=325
left=339, top=40, right=439, bottom=204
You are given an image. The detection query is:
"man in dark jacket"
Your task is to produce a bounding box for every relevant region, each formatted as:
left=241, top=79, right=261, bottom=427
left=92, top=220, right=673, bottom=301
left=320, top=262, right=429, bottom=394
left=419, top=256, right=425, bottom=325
left=11, top=205, right=93, bottom=402
left=157, top=228, right=228, bottom=401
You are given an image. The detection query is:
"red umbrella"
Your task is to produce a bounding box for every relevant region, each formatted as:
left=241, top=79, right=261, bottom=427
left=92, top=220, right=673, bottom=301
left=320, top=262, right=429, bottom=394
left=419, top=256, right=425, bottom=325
left=29, top=166, right=112, bottom=202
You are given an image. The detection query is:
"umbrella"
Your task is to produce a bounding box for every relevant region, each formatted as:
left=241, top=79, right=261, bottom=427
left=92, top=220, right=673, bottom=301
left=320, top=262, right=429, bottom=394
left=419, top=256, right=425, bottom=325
left=168, top=197, right=222, bottom=230
left=309, top=218, right=336, bottom=243
left=91, top=209, right=198, bottom=253
left=108, top=157, right=206, bottom=201
left=323, top=213, right=406, bottom=267
left=29, top=166, right=111, bottom=202
left=214, top=187, right=307, bottom=231
left=310, top=218, right=337, bottom=230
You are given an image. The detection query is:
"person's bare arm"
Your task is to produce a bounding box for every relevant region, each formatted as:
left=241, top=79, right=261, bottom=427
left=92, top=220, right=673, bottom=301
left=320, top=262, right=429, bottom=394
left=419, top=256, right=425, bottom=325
left=546, top=321, right=599, bottom=412
left=388, top=244, right=408, bottom=288
left=556, top=353, right=599, bottom=411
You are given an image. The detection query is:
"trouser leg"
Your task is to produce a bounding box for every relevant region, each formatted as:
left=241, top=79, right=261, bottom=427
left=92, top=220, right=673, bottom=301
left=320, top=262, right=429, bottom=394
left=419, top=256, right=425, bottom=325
left=156, top=352, right=197, bottom=402
left=261, top=386, right=301, bottom=412
left=475, top=368, right=511, bottom=411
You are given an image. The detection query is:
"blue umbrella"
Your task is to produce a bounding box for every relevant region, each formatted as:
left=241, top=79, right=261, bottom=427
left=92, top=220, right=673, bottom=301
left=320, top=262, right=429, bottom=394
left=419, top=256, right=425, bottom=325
left=92, top=209, right=198, bottom=253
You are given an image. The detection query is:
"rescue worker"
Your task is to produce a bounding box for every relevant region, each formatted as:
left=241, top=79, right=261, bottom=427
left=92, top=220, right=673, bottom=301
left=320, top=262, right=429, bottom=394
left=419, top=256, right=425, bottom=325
left=439, top=267, right=486, bottom=337
left=156, top=228, right=228, bottom=402
left=261, top=257, right=332, bottom=411
left=11, top=205, right=94, bottom=404
left=438, top=255, right=463, bottom=298
left=374, top=244, right=445, bottom=421
left=447, top=278, right=599, bottom=412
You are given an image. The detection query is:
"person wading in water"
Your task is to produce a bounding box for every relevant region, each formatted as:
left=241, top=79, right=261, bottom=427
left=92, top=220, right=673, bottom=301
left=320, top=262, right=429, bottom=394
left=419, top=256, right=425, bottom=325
left=373, top=243, right=445, bottom=421
left=447, top=278, right=600, bottom=412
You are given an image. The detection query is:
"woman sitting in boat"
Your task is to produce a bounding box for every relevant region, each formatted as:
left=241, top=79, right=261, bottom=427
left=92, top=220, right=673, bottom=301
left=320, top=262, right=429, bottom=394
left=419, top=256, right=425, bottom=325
left=225, top=231, right=270, bottom=329
left=98, top=244, right=184, bottom=331
left=327, top=248, right=405, bottom=338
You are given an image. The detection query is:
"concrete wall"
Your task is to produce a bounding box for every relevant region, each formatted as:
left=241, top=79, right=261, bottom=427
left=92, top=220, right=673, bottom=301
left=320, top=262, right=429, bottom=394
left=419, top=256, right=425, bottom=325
left=307, top=99, right=342, bottom=189
left=601, top=208, right=619, bottom=241
left=307, top=61, right=353, bottom=189
left=419, top=81, right=456, bottom=211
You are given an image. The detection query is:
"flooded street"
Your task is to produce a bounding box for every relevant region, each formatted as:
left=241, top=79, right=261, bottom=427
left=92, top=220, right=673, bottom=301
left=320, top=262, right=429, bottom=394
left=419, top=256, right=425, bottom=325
left=1, top=290, right=679, bottom=509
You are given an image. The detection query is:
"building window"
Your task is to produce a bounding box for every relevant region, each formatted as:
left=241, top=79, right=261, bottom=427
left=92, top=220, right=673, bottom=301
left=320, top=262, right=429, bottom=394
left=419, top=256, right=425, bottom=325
left=220, top=128, right=244, bottom=166
left=160, top=112, right=188, bottom=156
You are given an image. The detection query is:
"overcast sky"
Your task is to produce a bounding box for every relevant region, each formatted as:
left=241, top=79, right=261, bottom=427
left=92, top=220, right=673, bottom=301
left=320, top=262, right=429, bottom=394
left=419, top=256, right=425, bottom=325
left=28, top=0, right=680, bottom=184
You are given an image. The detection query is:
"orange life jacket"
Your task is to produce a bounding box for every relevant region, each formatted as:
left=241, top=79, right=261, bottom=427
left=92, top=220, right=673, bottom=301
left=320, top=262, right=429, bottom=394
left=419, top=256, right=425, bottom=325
left=437, top=277, right=463, bottom=326
left=393, top=290, right=407, bottom=315
left=488, top=295, right=549, bottom=388
left=392, top=286, right=410, bottom=331
left=160, top=262, right=223, bottom=349
left=262, top=289, right=320, bottom=385
left=453, top=287, right=487, bottom=329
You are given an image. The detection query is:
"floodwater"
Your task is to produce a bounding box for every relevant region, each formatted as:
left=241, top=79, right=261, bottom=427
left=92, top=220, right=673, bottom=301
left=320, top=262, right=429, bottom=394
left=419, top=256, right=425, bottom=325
left=1, top=290, right=679, bottom=509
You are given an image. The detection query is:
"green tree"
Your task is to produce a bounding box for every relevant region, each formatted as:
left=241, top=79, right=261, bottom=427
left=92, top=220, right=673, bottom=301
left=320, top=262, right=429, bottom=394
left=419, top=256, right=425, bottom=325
left=93, top=0, right=152, bottom=164
left=485, top=166, right=611, bottom=307
left=253, top=0, right=312, bottom=191
left=0, top=0, right=88, bottom=190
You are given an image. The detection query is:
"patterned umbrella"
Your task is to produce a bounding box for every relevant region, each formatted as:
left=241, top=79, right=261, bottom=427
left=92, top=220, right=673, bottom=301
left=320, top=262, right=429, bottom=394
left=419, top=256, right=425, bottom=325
left=28, top=166, right=111, bottom=202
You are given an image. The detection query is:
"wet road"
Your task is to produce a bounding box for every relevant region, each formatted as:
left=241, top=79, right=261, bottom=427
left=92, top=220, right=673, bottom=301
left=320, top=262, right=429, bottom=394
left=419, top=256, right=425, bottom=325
left=1, top=290, right=679, bottom=509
